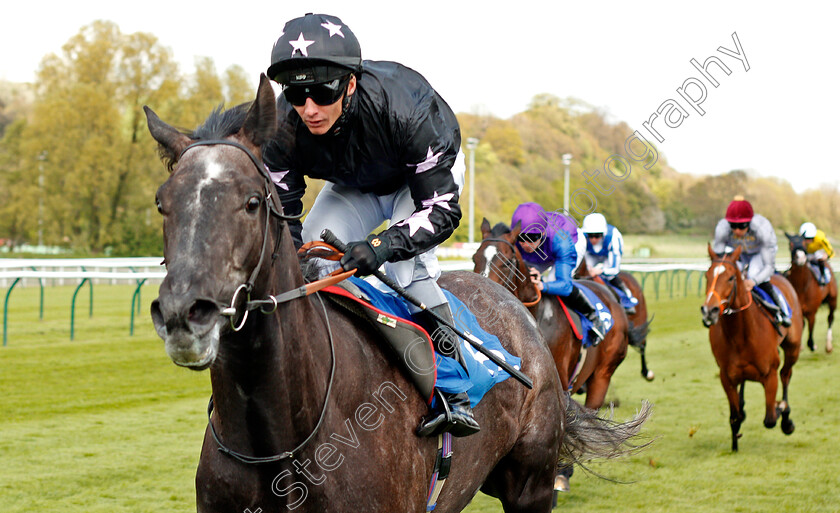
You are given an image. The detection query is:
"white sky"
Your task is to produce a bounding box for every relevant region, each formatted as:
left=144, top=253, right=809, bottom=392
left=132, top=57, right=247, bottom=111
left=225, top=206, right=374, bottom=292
left=2, top=1, right=838, bottom=192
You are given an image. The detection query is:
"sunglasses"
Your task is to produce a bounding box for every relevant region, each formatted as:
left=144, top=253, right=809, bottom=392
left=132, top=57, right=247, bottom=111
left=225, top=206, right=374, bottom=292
left=729, top=222, right=749, bottom=230
left=586, top=233, right=604, bottom=239
left=518, top=232, right=543, bottom=243
left=282, top=76, right=350, bottom=107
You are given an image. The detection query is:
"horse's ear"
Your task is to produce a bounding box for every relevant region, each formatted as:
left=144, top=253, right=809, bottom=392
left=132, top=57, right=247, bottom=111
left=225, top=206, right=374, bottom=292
left=144, top=106, right=192, bottom=168
left=707, top=242, right=716, bottom=260
left=731, top=244, right=743, bottom=261
left=784, top=232, right=793, bottom=240
left=480, top=218, right=492, bottom=239
left=240, top=74, right=278, bottom=149
left=510, top=220, right=523, bottom=240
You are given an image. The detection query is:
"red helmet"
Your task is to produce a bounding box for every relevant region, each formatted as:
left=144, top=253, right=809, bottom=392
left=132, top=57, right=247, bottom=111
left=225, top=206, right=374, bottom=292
left=725, top=195, right=754, bottom=223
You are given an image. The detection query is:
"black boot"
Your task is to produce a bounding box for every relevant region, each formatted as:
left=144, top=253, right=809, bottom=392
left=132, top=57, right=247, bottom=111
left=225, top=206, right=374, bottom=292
left=818, top=260, right=828, bottom=286
left=564, top=286, right=607, bottom=345
left=415, top=304, right=480, bottom=438
left=608, top=275, right=637, bottom=315
left=758, top=281, right=792, bottom=327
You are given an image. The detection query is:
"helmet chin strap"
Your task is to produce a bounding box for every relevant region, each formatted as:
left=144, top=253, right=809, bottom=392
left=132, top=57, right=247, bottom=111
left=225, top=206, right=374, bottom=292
left=330, top=80, right=355, bottom=136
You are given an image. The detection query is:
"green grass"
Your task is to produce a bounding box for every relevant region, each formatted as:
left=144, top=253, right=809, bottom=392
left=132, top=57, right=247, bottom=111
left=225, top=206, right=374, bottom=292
left=1, top=281, right=838, bottom=512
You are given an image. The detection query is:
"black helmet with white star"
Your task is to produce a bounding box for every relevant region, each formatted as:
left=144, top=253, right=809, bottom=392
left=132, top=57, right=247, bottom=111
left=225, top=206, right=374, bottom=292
left=268, top=13, right=362, bottom=86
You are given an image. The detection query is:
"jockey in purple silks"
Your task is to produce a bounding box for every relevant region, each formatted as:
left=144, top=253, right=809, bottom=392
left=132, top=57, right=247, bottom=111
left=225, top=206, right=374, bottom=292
left=511, top=202, right=607, bottom=344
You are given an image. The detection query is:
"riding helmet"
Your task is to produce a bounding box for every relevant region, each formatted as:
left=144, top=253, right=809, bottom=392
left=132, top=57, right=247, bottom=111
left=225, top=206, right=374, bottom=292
left=581, top=213, right=608, bottom=235
left=799, top=222, right=817, bottom=238
left=725, top=195, right=754, bottom=223
left=267, top=13, right=362, bottom=86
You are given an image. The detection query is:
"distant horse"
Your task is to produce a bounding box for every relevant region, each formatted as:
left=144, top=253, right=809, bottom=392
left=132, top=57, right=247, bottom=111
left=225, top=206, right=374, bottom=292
left=472, top=219, right=633, bottom=410
left=700, top=244, right=802, bottom=451
left=577, top=258, right=654, bottom=381
left=784, top=233, right=836, bottom=353
left=145, top=75, right=648, bottom=512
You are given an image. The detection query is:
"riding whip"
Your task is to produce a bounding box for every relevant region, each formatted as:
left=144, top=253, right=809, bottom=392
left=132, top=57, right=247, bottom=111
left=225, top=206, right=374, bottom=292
left=321, top=229, right=533, bottom=389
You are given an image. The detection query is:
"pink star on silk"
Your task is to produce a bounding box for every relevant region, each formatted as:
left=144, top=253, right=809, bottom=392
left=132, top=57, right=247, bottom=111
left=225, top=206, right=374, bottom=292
left=411, top=147, right=443, bottom=174
left=321, top=21, right=344, bottom=37
left=289, top=33, right=315, bottom=57
left=421, top=191, right=455, bottom=211
left=268, top=168, right=290, bottom=191
left=397, top=207, right=436, bottom=236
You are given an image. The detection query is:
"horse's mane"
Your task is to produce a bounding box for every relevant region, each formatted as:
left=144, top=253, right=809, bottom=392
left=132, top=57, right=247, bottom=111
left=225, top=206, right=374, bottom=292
left=158, top=102, right=252, bottom=171
left=490, top=222, right=511, bottom=237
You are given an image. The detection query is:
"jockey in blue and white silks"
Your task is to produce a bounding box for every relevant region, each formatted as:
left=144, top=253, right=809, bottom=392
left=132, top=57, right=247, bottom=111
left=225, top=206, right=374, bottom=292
left=581, top=213, right=638, bottom=314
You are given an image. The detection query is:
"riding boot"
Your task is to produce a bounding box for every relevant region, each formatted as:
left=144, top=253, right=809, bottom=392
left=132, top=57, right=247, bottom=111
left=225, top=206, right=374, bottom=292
left=563, top=286, right=607, bottom=346
left=415, top=304, right=480, bottom=438
left=758, top=281, right=792, bottom=327
left=607, top=275, right=637, bottom=315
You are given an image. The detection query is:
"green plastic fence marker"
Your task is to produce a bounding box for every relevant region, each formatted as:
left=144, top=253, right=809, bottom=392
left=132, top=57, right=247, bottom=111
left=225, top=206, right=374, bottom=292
left=3, top=277, right=22, bottom=346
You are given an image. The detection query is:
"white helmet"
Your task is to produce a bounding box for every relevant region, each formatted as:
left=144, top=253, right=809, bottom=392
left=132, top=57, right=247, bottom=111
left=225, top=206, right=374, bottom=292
left=799, top=222, right=817, bottom=238
left=582, top=213, right=607, bottom=234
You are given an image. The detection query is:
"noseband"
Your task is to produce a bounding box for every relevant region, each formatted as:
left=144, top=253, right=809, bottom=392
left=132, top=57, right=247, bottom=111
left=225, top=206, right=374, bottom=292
left=177, top=139, right=304, bottom=330
left=481, top=237, right=541, bottom=306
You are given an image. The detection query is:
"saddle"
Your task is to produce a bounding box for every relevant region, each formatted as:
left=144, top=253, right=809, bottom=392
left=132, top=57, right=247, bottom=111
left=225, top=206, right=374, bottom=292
left=320, top=276, right=521, bottom=409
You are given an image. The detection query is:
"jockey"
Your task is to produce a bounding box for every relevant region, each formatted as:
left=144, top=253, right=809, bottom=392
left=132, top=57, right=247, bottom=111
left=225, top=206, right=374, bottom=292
left=511, top=203, right=608, bottom=345
left=264, top=13, right=478, bottom=437
left=712, top=196, right=791, bottom=326
left=581, top=213, right=639, bottom=315
left=799, top=222, right=834, bottom=285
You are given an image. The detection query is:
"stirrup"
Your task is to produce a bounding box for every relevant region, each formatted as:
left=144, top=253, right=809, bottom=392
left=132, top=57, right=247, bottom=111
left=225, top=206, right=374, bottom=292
left=417, top=390, right=480, bottom=438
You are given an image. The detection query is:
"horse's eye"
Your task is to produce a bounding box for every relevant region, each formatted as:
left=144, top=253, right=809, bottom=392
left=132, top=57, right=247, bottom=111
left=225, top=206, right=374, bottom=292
left=155, top=197, right=163, bottom=214
left=246, top=195, right=262, bottom=213
left=728, top=276, right=735, bottom=282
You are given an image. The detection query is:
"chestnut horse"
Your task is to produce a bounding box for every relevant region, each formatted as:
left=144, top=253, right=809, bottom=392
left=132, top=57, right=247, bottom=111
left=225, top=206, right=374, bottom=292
left=785, top=233, right=836, bottom=353
left=700, top=244, right=803, bottom=451
left=577, top=258, right=654, bottom=381
left=472, top=219, right=633, bottom=410
left=145, top=75, right=648, bottom=512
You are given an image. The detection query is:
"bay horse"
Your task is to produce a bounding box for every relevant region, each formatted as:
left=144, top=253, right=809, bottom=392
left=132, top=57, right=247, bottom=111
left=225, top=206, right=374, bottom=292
left=472, top=219, right=633, bottom=410
left=784, top=233, right=836, bottom=353
left=145, top=74, right=648, bottom=512
left=577, top=258, right=654, bottom=381
left=700, top=244, right=803, bottom=451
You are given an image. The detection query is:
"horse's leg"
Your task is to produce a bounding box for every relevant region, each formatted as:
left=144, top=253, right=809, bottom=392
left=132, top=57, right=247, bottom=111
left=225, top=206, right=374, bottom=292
left=805, top=311, right=816, bottom=352
left=584, top=367, right=610, bottom=410
left=738, top=382, right=746, bottom=423
left=778, top=338, right=800, bottom=435
left=825, top=289, right=836, bottom=353
left=761, top=368, right=780, bottom=430
left=721, top=377, right=743, bottom=452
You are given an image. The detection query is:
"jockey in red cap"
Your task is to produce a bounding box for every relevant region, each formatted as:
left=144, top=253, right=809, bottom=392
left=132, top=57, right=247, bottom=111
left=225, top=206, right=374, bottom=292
left=712, top=196, right=791, bottom=326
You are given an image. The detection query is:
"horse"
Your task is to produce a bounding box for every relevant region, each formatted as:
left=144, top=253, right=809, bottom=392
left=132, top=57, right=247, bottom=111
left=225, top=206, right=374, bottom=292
left=784, top=232, right=836, bottom=353
left=700, top=244, right=803, bottom=451
left=145, top=74, right=649, bottom=512
left=472, top=218, right=633, bottom=411
left=576, top=258, right=654, bottom=381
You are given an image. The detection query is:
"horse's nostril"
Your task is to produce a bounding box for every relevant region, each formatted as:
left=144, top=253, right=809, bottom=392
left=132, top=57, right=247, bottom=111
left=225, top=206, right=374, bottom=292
left=189, top=299, right=219, bottom=326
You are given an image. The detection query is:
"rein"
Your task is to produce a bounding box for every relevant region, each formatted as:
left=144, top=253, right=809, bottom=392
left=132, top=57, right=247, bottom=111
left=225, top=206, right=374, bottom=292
left=177, top=141, right=349, bottom=465
left=707, top=259, right=753, bottom=314
left=483, top=237, right=541, bottom=307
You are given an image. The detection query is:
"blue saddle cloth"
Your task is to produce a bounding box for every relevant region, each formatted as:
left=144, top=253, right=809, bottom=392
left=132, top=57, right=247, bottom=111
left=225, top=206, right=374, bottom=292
left=347, top=276, right=521, bottom=408
left=752, top=284, right=792, bottom=318
left=606, top=280, right=638, bottom=310
left=808, top=263, right=832, bottom=285
left=570, top=282, right=614, bottom=348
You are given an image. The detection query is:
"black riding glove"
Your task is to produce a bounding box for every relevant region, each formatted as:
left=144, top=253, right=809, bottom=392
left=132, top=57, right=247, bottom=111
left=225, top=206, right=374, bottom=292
left=340, top=234, right=393, bottom=276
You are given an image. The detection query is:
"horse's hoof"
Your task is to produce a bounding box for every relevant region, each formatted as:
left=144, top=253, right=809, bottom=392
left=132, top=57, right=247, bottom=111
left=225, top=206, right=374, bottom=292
left=645, top=370, right=655, bottom=381
left=808, top=340, right=815, bottom=352
left=554, top=475, right=570, bottom=492
left=826, top=340, right=833, bottom=354
left=782, top=418, right=795, bottom=435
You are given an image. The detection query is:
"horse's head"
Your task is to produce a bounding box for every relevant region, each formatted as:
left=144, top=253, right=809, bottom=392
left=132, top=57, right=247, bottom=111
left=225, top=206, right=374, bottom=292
left=146, top=75, right=283, bottom=369
left=472, top=219, right=531, bottom=294
left=785, top=232, right=807, bottom=267
left=701, top=243, right=743, bottom=327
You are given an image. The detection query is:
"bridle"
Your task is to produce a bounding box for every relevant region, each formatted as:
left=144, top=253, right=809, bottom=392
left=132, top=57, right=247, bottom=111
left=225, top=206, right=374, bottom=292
left=706, top=259, right=753, bottom=315
left=481, top=237, right=541, bottom=307
left=176, top=139, right=348, bottom=465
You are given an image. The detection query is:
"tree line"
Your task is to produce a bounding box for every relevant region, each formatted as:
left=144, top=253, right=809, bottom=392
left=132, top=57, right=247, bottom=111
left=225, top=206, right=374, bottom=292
left=1, top=21, right=836, bottom=256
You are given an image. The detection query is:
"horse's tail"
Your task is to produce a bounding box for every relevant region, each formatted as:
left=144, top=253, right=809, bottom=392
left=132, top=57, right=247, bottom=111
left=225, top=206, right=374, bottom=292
left=558, top=397, right=653, bottom=466
left=628, top=314, right=653, bottom=349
